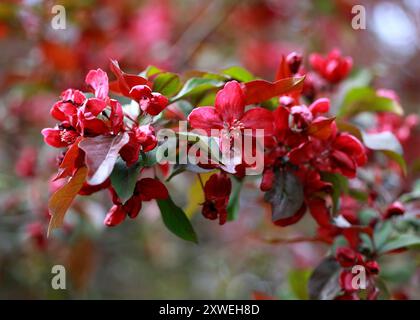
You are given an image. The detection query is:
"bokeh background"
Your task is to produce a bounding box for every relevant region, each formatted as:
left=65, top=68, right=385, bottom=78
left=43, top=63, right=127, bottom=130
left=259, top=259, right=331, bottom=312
left=0, top=0, right=420, bottom=299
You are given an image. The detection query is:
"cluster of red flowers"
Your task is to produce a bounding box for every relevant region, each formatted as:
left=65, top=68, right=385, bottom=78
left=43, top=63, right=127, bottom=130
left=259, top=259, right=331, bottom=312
left=42, top=49, right=419, bottom=300
left=335, top=247, right=380, bottom=300
left=42, top=61, right=170, bottom=227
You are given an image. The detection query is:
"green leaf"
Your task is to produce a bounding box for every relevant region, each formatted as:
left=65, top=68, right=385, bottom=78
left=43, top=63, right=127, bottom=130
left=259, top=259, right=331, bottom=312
left=399, top=181, right=420, bottom=203
left=152, top=72, right=181, bottom=97
left=157, top=196, right=198, bottom=243
left=361, top=131, right=407, bottom=175
left=349, top=188, right=369, bottom=202
left=359, top=208, right=379, bottom=225
left=140, top=65, right=162, bottom=78
left=321, top=172, right=348, bottom=215
left=336, top=120, right=362, bottom=140
left=383, top=150, right=407, bottom=176
left=227, top=178, right=243, bottom=221
left=170, top=78, right=225, bottom=102
left=360, top=232, right=374, bottom=253
left=138, top=149, right=158, bottom=167
left=380, top=261, right=417, bottom=283
left=373, top=220, right=393, bottom=251
left=288, top=269, right=311, bottom=300
left=362, top=131, right=403, bottom=154
left=221, top=66, right=255, bottom=82
left=166, top=162, right=214, bottom=182
left=333, top=69, right=372, bottom=110
left=110, top=158, right=141, bottom=202
left=378, top=234, right=420, bottom=254
left=338, top=87, right=403, bottom=118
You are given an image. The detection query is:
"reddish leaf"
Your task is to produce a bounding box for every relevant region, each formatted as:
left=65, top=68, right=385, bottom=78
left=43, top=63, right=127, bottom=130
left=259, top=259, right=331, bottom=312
left=109, top=60, right=152, bottom=97
left=308, top=117, right=336, bottom=140
left=275, top=55, right=292, bottom=81
left=48, top=167, right=88, bottom=236
left=55, top=137, right=84, bottom=181
left=242, top=77, right=305, bottom=105
left=264, top=170, right=305, bottom=224
left=79, top=132, right=129, bottom=185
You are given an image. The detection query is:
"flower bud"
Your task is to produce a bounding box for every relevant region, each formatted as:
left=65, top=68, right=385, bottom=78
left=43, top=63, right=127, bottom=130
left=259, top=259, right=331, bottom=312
left=384, top=201, right=405, bottom=219
left=260, top=169, right=275, bottom=191
left=104, top=205, right=126, bottom=227
left=289, top=105, right=313, bottom=132
left=286, top=52, right=302, bottom=74
left=364, top=260, right=380, bottom=275
left=335, top=247, right=360, bottom=268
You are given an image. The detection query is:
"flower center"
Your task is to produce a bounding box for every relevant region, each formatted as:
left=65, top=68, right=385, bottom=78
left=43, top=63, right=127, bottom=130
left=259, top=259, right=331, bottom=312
left=222, top=119, right=244, bottom=139
left=60, top=129, right=78, bottom=144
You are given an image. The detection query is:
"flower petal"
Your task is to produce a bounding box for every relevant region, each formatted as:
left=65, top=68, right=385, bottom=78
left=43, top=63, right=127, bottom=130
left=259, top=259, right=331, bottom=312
left=187, top=107, right=223, bottom=134
left=309, top=98, right=330, bottom=115
left=136, top=178, right=169, bottom=200
left=41, top=128, right=68, bottom=148
left=85, top=68, right=109, bottom=100
left=84, top=98, right=107, bottom=117
left=215, top=80, right=245, bottom=123
left=241, top=107, right=273, bottom=136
